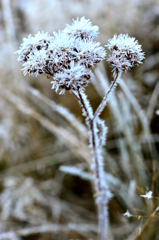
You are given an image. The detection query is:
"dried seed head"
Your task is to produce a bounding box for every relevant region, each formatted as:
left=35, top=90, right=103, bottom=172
left=15, top=32, right=53, bottom=76
left=51, top=62, right=93, bottom=94
left=15, top=17, right=106, bottom=94
left=16, top=31, right=52, bottom=63
left=106, top=34, right=145, bottom=76
left=75, top=40, right=106, bottom=68
left=63, top=16, right=99, bottom=40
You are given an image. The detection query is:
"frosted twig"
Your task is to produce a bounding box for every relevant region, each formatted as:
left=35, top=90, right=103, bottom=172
left=97, top=118, right=108, bottom=147
left=94, top=73, right=119, bottom=121
left=75, top=88, right=112, bottom=240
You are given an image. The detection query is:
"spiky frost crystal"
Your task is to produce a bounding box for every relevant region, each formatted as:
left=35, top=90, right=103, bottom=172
left=106, top=34, right=145, bottom=76
left=16, top=17, right=106, bottom=94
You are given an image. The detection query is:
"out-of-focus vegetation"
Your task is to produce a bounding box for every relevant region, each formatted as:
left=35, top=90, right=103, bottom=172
left=0, top=0, right=159, bottom=239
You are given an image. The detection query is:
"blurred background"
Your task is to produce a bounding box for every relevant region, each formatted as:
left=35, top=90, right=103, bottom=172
left=0, top=0, right=159, bottom=239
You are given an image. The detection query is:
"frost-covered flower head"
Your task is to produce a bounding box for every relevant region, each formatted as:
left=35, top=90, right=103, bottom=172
left=15, top=31, right=53, bottom=76
left=51, top=62, right=93, bottom=94
left=106, top=34, right=145, bottom=77
left=15, top=17, right=106, bottom=94
left=75, top=40, right=106, bottom=68
left=63, top=16, right=99, bottom=40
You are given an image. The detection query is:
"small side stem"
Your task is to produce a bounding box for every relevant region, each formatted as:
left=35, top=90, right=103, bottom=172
left=74, top=89, right=111, bottom=240
left=94, top=73, right=119, bottom=121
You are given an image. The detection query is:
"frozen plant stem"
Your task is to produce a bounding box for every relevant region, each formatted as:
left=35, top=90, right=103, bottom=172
left=94, top=73, right=119, bottom=121
left=74, top=88, right=110, bottom=240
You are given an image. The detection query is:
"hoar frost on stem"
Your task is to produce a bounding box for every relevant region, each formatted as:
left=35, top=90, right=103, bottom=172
left=94, top=33, right=145, bottom=121
left=16, top=17, right=145, bottom=240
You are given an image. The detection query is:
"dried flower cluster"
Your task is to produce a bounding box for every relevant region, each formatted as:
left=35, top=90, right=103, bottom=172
left=106, top=34, right=145, bottom=77
left=16, top=19, right=145, bottom=94
left=16, top=17, right=106, bottom=94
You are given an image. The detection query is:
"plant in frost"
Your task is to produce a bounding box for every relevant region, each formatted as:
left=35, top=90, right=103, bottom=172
left=16, top=17, right=144, bottom=240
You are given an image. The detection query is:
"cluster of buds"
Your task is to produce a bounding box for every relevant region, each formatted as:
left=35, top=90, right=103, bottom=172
left=106, top=34, right=145, bottom=77
left=16, top=17, right=106, bottom=94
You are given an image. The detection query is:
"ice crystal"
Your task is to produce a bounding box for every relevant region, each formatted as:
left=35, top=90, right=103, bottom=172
left=123, top=210, right=132, bottom=218
left=106, top=34, right=145, bottom=76
left=63, top=16, right=99, bottom=40
left=140, top=190, right=153, bottom=199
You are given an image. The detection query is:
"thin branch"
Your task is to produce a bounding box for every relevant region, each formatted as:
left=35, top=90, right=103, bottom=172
left=133, top=207, right=159, bottom=240
left=75, top=88, right=112, bottom=240
left=94, top=73, right=119, bottom=121
left=0, top=87, right=91, bottom=165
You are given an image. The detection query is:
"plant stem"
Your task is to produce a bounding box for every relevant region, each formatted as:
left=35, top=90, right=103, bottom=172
left=74, top=88, right=111, bottom=240
left=94, top=73, right=119, bottom=121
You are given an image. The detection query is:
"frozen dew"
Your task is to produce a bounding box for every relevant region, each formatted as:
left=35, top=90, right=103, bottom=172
left=123, top=210, right=132, bottom=218
left=140, top=190, right=153, bottom=199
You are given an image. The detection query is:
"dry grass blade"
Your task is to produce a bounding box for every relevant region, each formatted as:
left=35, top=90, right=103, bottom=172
left=119, top=78, right=158, bottom=160
left=94, top=67, right=145, bottom=182
left=135, top=154, right=152, bottom=177
left=133, top=207, right=159, bottom=240
left=0, top=87, right=91, bottom=165
left=0, top=223, right=97, bottom=240
left=1, top=151, right=70, bottom=176
left=26, top=85, right=88, bottom=139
